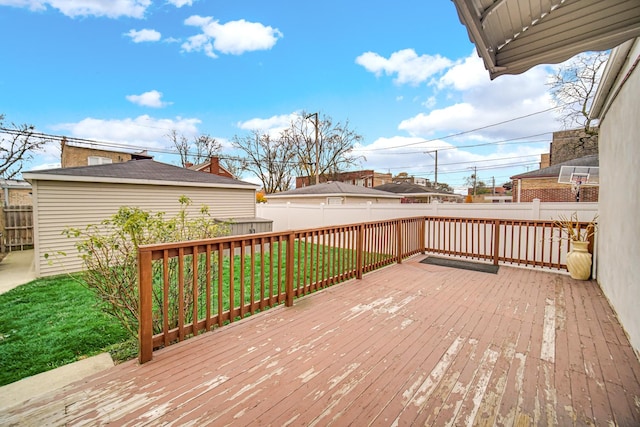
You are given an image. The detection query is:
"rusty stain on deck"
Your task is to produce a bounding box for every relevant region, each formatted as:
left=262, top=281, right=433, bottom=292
left=2, top=257, right=640, bottom=425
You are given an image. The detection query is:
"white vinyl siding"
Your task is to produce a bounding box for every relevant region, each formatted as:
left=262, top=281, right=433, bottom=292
left=32, top=180, right=255, bottom=277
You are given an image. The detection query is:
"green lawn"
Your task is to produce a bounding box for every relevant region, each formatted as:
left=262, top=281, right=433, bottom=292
left=0, top=240, right=386, bottom=387
left=0, top=276, right=131, bottom=387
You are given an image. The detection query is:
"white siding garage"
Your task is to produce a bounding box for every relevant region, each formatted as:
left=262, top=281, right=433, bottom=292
left=24, top=160, right=259, bottom=277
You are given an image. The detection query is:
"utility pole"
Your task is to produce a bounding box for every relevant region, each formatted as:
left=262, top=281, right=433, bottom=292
left=305, top=112, right=320, bottom=185
left=472, top=166, right=477, bottom=196
left=426, top=150, right=438, bottom=187
left=492, top=176, right=495, bottom=195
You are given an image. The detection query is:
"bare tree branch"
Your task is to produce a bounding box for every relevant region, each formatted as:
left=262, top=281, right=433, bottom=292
left=167, top=130, right=222, bottom=166
left=231, top=130, right=296, bottom=193
left=548, top=51, right=609, bottom=135
left=0, top=114, right=48, bottom=179
left=286, top=111, right=365, bottom=180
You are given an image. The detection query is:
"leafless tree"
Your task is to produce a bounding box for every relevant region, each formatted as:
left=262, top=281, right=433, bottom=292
left=231, top=130, right=296, bottom=193
left=286, top=112, right=365, bottom=181
left=219, top=156, right=248, bottom=180
left=231, top=112, right=364, bottom=190
left=167, top=130, right=222, bottom=166
left=548, top=51, right=609, bottom=135
left=0, top=114, right=48, bottom=179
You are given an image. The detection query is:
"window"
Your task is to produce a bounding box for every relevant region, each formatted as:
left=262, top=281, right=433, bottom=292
left=327, top=197, right=344, bottom=205
left=88, top=156, right=113, bottom=165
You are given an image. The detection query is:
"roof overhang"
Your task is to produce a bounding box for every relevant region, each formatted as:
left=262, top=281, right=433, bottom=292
left=22, top=172, right=259, bottom=191
left=266, top=192, right=402, bottom=200
left=451, top=0, right=640, bottom=79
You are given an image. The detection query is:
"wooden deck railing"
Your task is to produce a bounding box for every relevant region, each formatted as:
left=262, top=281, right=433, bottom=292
left=137, top=215, right=593, bottom=362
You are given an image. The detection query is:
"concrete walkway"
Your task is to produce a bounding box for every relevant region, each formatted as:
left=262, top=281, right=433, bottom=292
left=0, top=353, right=114, bottom=412
left=0, top=249, right=36, bottom=294
left=0, top=249, right=115, bottom=413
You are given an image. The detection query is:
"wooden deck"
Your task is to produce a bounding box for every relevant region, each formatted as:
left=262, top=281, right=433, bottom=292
left=3, top=256, right=640, bottom=426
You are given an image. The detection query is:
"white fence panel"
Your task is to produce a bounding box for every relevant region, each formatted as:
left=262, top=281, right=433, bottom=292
left=257, top=200, right=598, bottom=232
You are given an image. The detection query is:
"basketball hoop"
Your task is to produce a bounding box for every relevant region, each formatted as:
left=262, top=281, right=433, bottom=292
left=558, top=166, right=599, bottom=202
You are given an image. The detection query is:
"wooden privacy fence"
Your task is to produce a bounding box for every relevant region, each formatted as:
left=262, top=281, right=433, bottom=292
left=1, top=205, right=34, bottom=252
left=137, top=215, right=592, bottom=362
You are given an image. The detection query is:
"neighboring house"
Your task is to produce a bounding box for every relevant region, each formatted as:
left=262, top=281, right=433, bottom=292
left=267, top=181, right=402, bottom=205
left=392, top=173, right=430, bottom=187
left=451, top=0, right=640, bottom=352
left=187, top=156, right=235, bottom=179
left=61, top=138, right=153, bottom=168
left=23, top=159, right=264, bottom=277
left=374, top=182, right=463, bottom=203
left=510, top=155, right=599, bottom=202
left=296, top=170, right=392, bottom=188
left=465, top=186, right=512, bottom=203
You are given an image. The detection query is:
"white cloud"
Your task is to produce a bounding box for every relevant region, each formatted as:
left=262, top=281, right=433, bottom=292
left=126, top=90, right=172, bottom=108
left=398, top=53, right=559, bottom=140
left=52, top=115, right=201, bottom=148
left=125, top=28, right=161, bottom=43
left=182, top=15, right=283, bottom=58
left=355, top=48, right=453, bottom=86
left=0, top=0, right=151, bottom=18
left=438, top=53, right=489, bottom=91
left=168, top=0, right=192, bottom=7
left=399, top=103, right=476, bottom=136
left=237, top=113, right=298, bottom=138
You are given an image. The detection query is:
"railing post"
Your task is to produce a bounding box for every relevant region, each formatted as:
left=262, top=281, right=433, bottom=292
left=420, top=217, right=426, bottom=254
left=493, top=219, right=500, bottom=266
left=356, top=224, right=364, bottom=279
left=285, top=232, right=295, bottom=307
left=397, top=219, right=403, bottom=264
left=138, top=248, right=153, bottom=364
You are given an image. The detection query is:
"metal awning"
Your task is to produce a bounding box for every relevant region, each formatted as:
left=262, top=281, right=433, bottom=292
left=451, top=0, right=640, bottom=79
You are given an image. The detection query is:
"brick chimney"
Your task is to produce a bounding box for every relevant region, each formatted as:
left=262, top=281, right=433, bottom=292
left=210, top=156, right=220, bottom=174
left=185, top=162, right=193, bottom=168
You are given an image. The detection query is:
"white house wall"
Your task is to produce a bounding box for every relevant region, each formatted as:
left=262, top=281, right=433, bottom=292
left=596, top=41, right=640, bottom=354
left=32, top=180, right=256, bottom=277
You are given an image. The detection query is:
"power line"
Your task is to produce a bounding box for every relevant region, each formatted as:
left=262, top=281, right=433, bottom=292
left=354, top=107, right=561, bottom=152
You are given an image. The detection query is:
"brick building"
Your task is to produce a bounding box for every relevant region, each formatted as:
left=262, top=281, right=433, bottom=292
left=296, top=170, right=392, bottom=188
left=509, top=128, right=599, bottom=202
left=61, top=138, right=152, bottom=168
left=511, top=155, right=599, bottom=202
left=548, top=128, right=598, bottom=165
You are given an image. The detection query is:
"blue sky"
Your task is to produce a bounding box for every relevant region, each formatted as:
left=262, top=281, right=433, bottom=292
left=0, top=0, right=569, bottom=192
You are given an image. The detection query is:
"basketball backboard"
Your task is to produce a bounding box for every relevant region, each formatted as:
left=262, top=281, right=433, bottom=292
left=558, top=166, right=599, bottom=185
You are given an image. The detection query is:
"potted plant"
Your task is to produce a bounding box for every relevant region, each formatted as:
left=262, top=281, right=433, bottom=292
left=554, top=212, right=598, bottom=280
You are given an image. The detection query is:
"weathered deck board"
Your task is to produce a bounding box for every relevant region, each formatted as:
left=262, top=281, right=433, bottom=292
left=2, top=257, right=640, bottom=426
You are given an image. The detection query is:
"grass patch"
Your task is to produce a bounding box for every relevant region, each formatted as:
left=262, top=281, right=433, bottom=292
left=0, top=275, right=129, bottom=386
left=0, top=240, right=389, bottom=386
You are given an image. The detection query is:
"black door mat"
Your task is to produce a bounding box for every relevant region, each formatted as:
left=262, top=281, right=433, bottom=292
left=419, top=256, right=499, bottom=274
